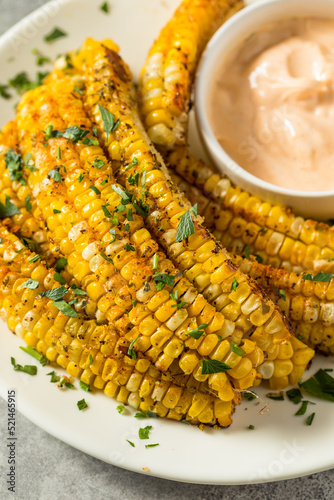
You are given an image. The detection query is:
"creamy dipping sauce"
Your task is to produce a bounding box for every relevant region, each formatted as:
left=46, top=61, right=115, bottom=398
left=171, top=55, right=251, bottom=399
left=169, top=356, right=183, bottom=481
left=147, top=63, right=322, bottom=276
left=209, top=18, right=334, bottom=192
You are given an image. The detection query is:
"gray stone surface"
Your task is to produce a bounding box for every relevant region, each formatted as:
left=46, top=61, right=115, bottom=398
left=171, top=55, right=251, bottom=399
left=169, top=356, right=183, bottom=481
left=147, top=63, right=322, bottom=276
left=0, top=1, right=334, bottom=499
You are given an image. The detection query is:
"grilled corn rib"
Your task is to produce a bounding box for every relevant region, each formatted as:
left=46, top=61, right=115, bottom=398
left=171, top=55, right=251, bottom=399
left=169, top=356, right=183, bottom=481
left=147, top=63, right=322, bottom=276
left=167, top=149, right=334, bottom=273
left=71, top=39, right=316, bottom=390
left=139, top=0, right=244, bottom=149
left=0, top=122, right=49, bottom=250
left=0, top=227, right=235, bottom=426
left=13, top=79, right=266, bottom=399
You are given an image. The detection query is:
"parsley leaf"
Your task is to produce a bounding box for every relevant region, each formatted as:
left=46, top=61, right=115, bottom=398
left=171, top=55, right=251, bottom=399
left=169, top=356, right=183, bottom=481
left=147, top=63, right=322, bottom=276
left=0, top=84, right=11, bottom=99
left=154, top=274, right=175, bottom=291
left=98, top=105, right=119, bottom=140
left=230, top=342, right=245, bottom=356
left=127, top=440, right=135, bottom=447
left=286, top=388, right=303, bottom=405
left=11, top=357, right=37, bottom=375
left=266, top=392, right=285, bottom=401
left=201, top=359, right=231, bottom=375
left=300, top=369, right=334, bottom=402
left=186, top=323, right=208, bottom=340
left=47, top=169, right=61, bottom=182
left=306, top=412, right=315, bottom=426
left=63, top=126, right=89, bottom=142
left=100, top=1, right=109, bottom=13
left=53, top=272, right=66, bottom=284
left=22, top=278, right=39, bottom=290
left=80, top=381, right=91, bottom=392
left=302, top=272, right=334, bottom=282
left=295, top=400, right=315, bottom=416
left=90, top=186, right=101, bottom=195
left=44, top=27, right=67, bottom=43
left=53, top=299, right=78, bottom=317
left=25, top=195, right=32, bottom=213
left=19, top=346, right=47, bottom=366
left=5, top=149, right=25, bottom=184
left=117, top=404, right=125, bottom=414
left=40, top=286, right=68, bottom=301
left=175, top=204, right=197, bottom=243
left=138, top=425, right=152, bottom=440
left=128, top=335, right=140, bottom=360
left=55, top=257, right=67, bottom=272
left=145, top=444, right=159, bottom=449
left=230, top=277, right=239, bottom=292
left=77, top=398, right=88, bottom=411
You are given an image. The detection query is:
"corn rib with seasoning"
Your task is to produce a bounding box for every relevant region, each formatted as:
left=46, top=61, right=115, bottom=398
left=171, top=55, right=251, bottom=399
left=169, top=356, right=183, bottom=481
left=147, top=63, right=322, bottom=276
left=0, top=225, right=235, bottom=427
left=13, top=79, right=267, bottom=399
left=139, top=0, right=244, bottom=148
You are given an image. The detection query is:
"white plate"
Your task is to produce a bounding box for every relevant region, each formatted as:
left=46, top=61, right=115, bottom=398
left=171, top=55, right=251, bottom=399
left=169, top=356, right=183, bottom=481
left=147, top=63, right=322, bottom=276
left=0, top=0, right=334, bottom=485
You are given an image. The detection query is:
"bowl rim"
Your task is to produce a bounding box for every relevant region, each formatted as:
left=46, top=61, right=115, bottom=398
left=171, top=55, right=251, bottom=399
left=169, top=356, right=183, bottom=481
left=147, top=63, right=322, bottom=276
left=195, top=0, right=334, bottom=200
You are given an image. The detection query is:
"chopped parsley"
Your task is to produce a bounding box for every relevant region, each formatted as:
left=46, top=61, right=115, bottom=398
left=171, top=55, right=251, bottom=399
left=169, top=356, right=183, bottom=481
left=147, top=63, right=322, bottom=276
left=8, top=71, right=48, bottom=94
left=295, top=400, right=314, bottom=416
left=5, top=149, right=26, bottom=185
left=47, top=371, right=59, bottom=383
left=98, top=105, right=119, bottom=140
left=230, top=342, right=245, bottom=356
left=77, top=398, right=88, bottom=411
left=128, top=172, right=139, bottom=186
left=117, top=404, right=125, bottom=414
left=138, top=425, right=152, bottom=440
left=63, top=126, right=89, bottom=142
left=11, top=357, right=37, bottom=375
left=201, top=359, right=231, bottom=375
left=74, top=85, right=83, bottom=95
left=53, top=299, right=78, bottom=317
left=19, top=346, right=47, bottom=366
left=47, top=169, right=61, bottom=183
left=40, top=286, right=68, bottom=301
left=145, top=444, right=159, bottom=449
left=248, top=425, right=255, bottom=430
left=243, top=392, right=257, bottom=401
left=275, top=287, right=286, bottom=301
left=306, top=412, right=315, bottom=426
left=230, top=277, right=239, bottom=292
left=126, top=209, right=133, bottom=221
left=128, top=335, right=140, bottom=360
left=300, top=369, right=334, bottom=402
left=127, top=440, right=135, bottom=447
left=79, top=381, right=91, bottom=392
left=302, top=272, right=334, bottom=282
left=58, top=377, right=74, bottom=389
left=82, top=137, right=99, bottom=146
left=32, top=48, right=51, bottom=66
left=55, top=257, right=67, bottom=272
left=175, top=204, right=197, bottom=243
left=22, top=278, right=39, bottom=290
left=53, top=272, right=66, bottom=284
left=125, top=243, right=135, bottom=252
left=90, top=185, right=101, bottom=195
left=100, top=1, right=110, bottom=13
left=286, top=388, right=303, bottom=405
left=101, top=251, right=113, bottom=263
left=255, top=254, right=263, bottom=264
left=154, top=273, right=175, bottom=291
left=92, top=159, right=105, bottom=169
left=71, top=284, right=87, bottom=296
left=134, top=411, right=159, bottom=419
left=57, top=147, right=61, bottom=159
left=89, top=354, right=93, bottom=365
left=53, top=209, right=61, bottom=214
left=186, top=323, right=208, bottom=340
left=44, top=27, right=67, bottom=43
left=0, top=84, right=11, bottom=99
left=29, top=255, right=41, bottom=263
left=24, top=153, right=36, bottom=171
left=266, top=392, right=284, bottom=401
left=25, top=195, right=32, bottom=213
left=125, top=157, right=139, bottom=171
left=244, top=244, right=250, bottom=259
left=77, top=173, right=84, bottom=183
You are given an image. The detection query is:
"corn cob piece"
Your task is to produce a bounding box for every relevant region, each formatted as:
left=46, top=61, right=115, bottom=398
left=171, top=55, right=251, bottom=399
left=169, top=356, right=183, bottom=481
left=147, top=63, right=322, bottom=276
left=0, top=122, right=49, bottom=251
left=13, top=80, right=264, bottom=398
left=139, top=0, right=244, bottom=148
left=73, top=39, right=312, bottom=390
left=0, top=229, right=235, bottom=427
left=167, top=149, right=334, bottom=273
